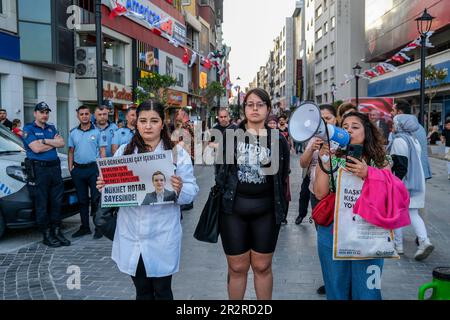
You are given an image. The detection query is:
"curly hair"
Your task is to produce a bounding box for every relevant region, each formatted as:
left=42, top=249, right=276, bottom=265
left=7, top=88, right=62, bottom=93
left=341, top=112, right=388, bottom=168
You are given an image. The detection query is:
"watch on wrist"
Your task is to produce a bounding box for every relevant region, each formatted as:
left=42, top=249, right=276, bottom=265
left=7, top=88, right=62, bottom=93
left=42, top=139, right=46, bottom=145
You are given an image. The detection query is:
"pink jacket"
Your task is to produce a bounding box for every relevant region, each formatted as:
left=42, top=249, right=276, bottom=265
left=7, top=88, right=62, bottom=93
left=353, top=167, right=411, bottom=229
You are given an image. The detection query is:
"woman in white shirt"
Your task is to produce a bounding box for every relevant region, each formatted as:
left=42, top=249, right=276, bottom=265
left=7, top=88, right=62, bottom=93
left=97, top=101, right=199, bottom=300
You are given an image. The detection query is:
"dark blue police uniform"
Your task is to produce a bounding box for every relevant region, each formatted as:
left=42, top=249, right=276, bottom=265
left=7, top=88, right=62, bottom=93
left=22, top=101, right=71, bottom=247
left=23, top=122, right=63, bottom=230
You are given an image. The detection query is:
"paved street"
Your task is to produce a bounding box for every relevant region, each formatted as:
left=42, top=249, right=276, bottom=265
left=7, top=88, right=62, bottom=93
left=0, top=156, right=449, bottom=300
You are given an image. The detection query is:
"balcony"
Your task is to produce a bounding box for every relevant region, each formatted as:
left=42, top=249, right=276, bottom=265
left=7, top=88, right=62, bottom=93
left=75, top=0, right=95, bottom=25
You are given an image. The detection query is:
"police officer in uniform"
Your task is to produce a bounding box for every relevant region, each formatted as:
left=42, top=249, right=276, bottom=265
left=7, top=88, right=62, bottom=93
left=111, top=107, right=136, bottom=155
left=94, top=103, right=118, bottom=157
left=22, top=102, right=71, bottom=247
left=68, top=106, right=107, bottom=239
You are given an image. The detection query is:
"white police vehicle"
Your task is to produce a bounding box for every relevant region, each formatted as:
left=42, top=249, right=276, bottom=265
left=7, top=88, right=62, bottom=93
left=0, top=124, right=79, bottom=238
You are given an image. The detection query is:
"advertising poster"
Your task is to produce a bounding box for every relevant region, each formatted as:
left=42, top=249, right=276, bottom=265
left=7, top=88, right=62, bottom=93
left=97, top=151, right=176, bottom=208
left=159, top=50, right=189, bottom=93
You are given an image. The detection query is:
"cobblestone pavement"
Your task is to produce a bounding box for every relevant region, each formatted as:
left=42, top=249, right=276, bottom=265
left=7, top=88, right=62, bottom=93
left=0, top=156, right=449, bottom=300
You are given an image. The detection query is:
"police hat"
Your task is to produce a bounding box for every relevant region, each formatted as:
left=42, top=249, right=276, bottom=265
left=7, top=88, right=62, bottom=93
left=35, top=102, right=52, bottom=112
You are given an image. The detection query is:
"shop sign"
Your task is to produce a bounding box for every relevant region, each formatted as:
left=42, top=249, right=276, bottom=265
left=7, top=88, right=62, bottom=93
left=103, top=83, right=133, bottom=101
left=104, top=0, right=187, bottom=45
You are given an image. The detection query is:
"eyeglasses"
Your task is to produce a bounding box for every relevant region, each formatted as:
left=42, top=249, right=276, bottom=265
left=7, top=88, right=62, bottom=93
left=244, top=102, right=267, bottom=109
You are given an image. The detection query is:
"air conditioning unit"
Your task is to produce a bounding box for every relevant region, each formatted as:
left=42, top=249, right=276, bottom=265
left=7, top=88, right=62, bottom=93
left=75, top=47, right=97, bottom=79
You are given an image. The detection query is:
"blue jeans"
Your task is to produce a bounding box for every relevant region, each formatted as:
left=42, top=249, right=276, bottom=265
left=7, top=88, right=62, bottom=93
left=317, top=223, right=384, bottom=300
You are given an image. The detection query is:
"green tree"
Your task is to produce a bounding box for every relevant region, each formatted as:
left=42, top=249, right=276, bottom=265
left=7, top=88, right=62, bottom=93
left=425, top=64, right=448, bottom=129
left=203, top=81, right=226, bottom=111
left=135, top=73, right=177, bottom=105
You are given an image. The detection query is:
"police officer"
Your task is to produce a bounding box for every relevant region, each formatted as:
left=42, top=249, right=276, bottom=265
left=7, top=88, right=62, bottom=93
left=22, top=102, right=71, bottom=247
left=111, top=107, right=136, bottom=155
left=94, top=103, right=118, bottom=157
left=68, top=106, right=107, bottom=239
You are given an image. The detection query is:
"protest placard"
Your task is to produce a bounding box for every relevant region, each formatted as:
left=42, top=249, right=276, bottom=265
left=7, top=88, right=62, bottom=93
left=97, top=150, right=176, bottom=207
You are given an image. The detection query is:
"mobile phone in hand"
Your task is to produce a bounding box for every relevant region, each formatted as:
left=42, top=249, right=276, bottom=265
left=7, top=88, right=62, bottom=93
left=346, top=144, right=363, bottom=164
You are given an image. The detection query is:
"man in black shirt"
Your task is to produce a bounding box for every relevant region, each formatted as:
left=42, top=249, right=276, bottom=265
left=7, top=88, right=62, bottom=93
left=442, top=118, right=450, bottom=180
left=209, top=108, right=236, bottom=175
left=0, top=108, right=13, bottom=130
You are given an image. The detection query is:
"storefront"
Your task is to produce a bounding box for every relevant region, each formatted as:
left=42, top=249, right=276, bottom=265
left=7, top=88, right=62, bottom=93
left=368, top=55, right=450, bottom=127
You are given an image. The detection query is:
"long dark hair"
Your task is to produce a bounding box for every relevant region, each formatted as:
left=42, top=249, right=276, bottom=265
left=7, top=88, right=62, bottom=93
left=124, top=100, right=174, bottom=155
left=342, top=112, right=387, bottom=168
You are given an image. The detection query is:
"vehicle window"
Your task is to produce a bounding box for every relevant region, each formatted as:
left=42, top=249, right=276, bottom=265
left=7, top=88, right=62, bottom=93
left=0, top=125, right=24, bottom=153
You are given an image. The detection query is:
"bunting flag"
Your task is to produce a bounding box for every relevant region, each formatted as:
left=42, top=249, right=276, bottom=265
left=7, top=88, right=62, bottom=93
left=182, top=48, right=190, bottom=65
left=375, top=65, right=387, bottom=75
left=365, top=70, right=378, bottom=78
left=189, top=52, right=197, bottom=67
left=109, top=0, right=127, bottom=19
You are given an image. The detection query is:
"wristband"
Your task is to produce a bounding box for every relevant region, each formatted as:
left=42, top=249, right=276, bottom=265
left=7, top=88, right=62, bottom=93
left=42, top=139, right=47, bottom=145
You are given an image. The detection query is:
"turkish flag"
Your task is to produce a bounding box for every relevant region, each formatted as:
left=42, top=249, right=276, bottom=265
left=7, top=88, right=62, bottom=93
left=391, top=55, right=405, bottom=64
left=365, top=70, right=377, bottom=78
left=182, top=48, right=190, bottom=65
left=109, top=2, right=127, bottom=19
left=375, top=65, right=386, bottom=75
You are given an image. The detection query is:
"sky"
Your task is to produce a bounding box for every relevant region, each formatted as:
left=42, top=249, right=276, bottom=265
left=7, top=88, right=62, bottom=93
left=222, top=0, right=296, bottom=90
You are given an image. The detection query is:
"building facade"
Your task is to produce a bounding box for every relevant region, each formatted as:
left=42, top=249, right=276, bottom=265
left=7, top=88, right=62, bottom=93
left=365, top=0, right=450, bottom=126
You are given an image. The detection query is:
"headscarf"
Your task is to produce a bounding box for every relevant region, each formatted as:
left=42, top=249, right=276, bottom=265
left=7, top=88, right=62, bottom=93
left=388, top=114, right=424, bottom=195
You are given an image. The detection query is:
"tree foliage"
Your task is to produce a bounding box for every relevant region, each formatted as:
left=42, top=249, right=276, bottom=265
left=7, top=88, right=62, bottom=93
left=135, top=73, right=177, bottom=105
left=425, top=64, right=448, bottom=129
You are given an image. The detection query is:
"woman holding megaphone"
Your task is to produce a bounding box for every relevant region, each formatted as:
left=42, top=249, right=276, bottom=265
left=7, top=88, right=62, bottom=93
left=313, top=112, right=392, bottom=300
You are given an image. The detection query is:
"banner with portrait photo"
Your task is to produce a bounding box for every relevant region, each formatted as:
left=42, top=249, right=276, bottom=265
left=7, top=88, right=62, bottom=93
left=97, top=151, right=176, bottom=208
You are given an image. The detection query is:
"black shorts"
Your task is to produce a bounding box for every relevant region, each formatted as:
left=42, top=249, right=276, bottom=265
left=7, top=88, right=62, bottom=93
left=219, top=197, right=280, bottom=256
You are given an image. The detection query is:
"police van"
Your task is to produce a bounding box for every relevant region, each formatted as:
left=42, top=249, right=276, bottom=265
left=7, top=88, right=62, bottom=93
left=0, top=124, right=79, bottom=239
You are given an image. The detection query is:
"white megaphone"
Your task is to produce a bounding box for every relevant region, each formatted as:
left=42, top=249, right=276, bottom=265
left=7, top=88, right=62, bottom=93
left=288, top=102, right=350, bottom=150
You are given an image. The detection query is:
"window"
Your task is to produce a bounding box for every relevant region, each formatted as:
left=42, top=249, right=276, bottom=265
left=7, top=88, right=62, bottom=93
left=324, top=69, right=328, bottom=80
left=324, top=45, right=328, bottom=58
left=57, top=83, right=69, bottom=154
left=316, top=28, right=323, bottom=40
left=315, top=72, right=322, bottom=84
left=316, top=5, right=323, bottom=18
left=330, top=41, right=335, bottom=54
left=330, top=66, right=335, bottom=79
left=324, top=93, right=328, bottom=102
left=0, top=0, right=3, bottom=14
left=181, top=0, right=191, bottom=5
left=315, top=50, right=322, bottom=62
left=324, top=22, right=328, bottom=34
left=316, top=95, right=323, bottom=103
left=324, top=0, right=327, bottom=9
left=331, top=16, right=336, bottom=29
left=23, top=79, right=38, bottom=124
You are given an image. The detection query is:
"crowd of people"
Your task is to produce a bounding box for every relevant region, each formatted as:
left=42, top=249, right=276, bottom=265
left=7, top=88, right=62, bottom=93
left=0, top=90, right=448, bottom=301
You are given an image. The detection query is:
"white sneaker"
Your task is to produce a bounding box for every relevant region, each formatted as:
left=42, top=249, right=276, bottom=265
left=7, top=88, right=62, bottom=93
left=395, top=244, right=404, bottom=255
left=414, top=238, right=434, bottom=261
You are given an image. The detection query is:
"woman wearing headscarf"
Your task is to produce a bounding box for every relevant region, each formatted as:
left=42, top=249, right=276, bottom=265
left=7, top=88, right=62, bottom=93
left=388, top=114, right=434, bottom=261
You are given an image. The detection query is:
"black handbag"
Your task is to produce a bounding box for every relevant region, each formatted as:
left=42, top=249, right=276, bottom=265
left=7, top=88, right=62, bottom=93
left=94, top=207, right=118, bottom=241
left=193, top=165, right=228, bottom=243
left=193, top=184, right=221, bottom=243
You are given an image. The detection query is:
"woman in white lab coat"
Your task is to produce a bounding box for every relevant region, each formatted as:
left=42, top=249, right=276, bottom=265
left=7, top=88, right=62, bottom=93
left=97, top=100, right=199, bottom=300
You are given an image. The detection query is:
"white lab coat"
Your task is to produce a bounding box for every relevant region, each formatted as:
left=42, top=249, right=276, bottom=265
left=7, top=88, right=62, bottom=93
left=111, top=142, right=199, bottom=277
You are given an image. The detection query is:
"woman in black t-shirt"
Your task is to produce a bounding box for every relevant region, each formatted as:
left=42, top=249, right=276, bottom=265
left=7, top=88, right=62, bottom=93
left=218, top=88, right=290, bottom=300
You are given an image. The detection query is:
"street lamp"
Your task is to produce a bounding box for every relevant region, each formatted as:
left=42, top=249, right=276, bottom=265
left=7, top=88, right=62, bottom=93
left=331, top=82, right=336, bottom=105
left=95, top=0, right=103, bottom=107
left=353, top=63, right=362, bottom=107
left=236, top=76, right=241, bottom=109
left=416, top=8, right=435, bottom=127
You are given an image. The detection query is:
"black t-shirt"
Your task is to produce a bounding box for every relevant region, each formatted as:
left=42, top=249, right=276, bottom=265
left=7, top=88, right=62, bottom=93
left=210, top=123, right=230, bottom=142
left=443, top=129, right=450, bottom=147
left=235, top=133, right=273, bottom=199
